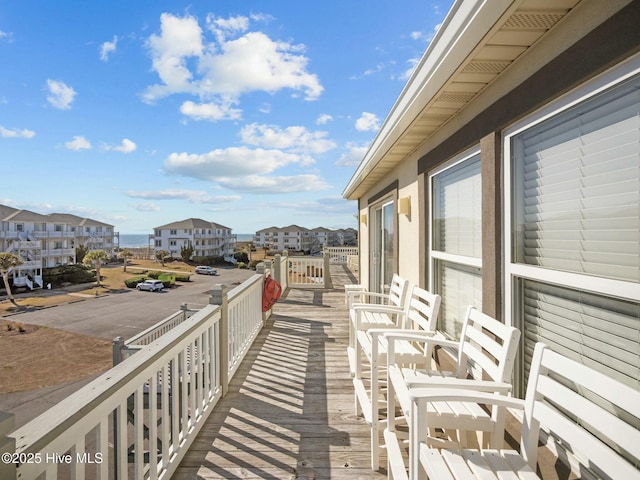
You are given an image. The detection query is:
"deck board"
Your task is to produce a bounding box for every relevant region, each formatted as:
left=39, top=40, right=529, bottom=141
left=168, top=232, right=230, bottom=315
left=173, top=265, right=387, bottom=479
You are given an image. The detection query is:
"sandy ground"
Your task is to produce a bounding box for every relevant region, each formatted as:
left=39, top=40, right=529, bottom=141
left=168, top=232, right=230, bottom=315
left=0, top=248, right=266, bottom=394
left=0, top=322, right=112, bottom=393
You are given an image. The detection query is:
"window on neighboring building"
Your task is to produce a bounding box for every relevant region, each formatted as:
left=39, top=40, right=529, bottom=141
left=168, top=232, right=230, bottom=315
left=55, top=224, right=63, bottom=232
left=505, top=63, right=640, bottom=391
left=429, top=149, right=482, bottom=339
left=16, top=223, right=24, bottom=232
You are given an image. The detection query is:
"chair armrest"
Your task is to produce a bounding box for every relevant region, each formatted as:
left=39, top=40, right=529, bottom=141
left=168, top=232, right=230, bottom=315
left=347, top=291, right=390, bottom=303
left=405, top=377, right=513, bottom=393
left=351, top=304, right=405, bottom=315
left=368, top=328, right=436, bottom=341
left=408, top=387, right=525, bottom=410
left=384, top=331, right=458, bottom=350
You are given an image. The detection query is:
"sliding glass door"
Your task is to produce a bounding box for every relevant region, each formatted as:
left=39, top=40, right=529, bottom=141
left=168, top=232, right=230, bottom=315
left=370, top=200, right=395, bottom=294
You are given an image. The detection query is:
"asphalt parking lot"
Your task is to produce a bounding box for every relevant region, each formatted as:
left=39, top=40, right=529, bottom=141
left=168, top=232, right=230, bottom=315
left=6, top=266, right=256, bottom=340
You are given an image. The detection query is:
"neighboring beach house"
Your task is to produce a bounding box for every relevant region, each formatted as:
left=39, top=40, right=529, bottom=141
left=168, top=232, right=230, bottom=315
left=343, top=0, right=640, bottom=394
left=0, top=203, right=116, bottom=289
left=152, top=218, right=236, bottom=260
left=254, top=226, right=358, bottom=252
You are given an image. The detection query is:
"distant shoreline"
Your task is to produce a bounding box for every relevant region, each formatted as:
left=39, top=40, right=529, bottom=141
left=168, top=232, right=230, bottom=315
left=117, top=233, right=254, bottom=249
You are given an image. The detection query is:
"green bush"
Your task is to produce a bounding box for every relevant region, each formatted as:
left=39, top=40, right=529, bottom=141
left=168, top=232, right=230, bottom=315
left=248, top=260, right=261, bottom=269
left=175, top=273, right=192, bottom=282
left=125, top=276, right=147, bottom=288
left=43, top=264, right=96, bottom=287
left=237, top=262, right=248, bottom=269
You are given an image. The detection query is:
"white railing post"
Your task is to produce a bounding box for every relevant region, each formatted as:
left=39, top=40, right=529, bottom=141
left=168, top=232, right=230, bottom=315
left=210, top=284, right=230, bottom=397
left=0, top=412, right=16, bottom=480
left=112, top=336, right=125, bottom=366
left=323, top=250, right=333, bottom=289
left=274, top=254, right=282, bottom=284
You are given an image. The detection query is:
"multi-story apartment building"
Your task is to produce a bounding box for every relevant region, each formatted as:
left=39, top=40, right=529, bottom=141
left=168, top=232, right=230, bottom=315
left=254, top=225, right=312, bottom=253
left=152, top=218, right=236, bottom=260
left=0, top=203, right=116, bottom=289
left=254, top=225, right=357, bottom=252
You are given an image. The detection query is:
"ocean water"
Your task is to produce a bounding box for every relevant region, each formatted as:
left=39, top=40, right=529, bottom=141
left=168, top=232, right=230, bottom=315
left=118, top=234, right=152, bottom=248
left=118, top=233, right=254, bottom=248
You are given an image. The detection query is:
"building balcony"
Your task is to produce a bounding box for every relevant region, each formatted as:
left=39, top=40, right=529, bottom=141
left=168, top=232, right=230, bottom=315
left=2, top=254, right=385, bottom=480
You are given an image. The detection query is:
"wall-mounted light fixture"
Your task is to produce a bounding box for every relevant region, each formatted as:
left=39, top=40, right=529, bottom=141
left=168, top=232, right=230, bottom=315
left=360, top=213, right=368, bottom=225
left=398, top=196, right=411, bottom=217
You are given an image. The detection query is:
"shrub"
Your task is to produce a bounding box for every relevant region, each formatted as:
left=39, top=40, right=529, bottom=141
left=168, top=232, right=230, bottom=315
left=249, top=260, right=261, bottom=269
left=237, top=262, right=248, bottom=269
left=125, top=276, right=147, bottom=288
left=175, top=273, right=192, bottom=282
left=43, top=264, right=96, bottom=287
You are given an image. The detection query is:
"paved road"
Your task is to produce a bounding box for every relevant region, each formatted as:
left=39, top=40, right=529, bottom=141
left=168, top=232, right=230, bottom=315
left=5, top=266, right=255, bottom=340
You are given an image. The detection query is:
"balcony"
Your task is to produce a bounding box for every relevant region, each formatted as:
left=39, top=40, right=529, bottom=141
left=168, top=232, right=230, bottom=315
left=1, top=255, right=387, bottom=479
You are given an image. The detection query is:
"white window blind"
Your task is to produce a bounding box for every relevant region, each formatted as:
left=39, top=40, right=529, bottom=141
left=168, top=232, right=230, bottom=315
left=512, top=79, right=640, bottom=282
left=436, top=261, right=483, bottom=339
left=433, top=157, right=482, bottom=257
left=510, top=72, right=640, bottom=393
left=521, top=279, right=639, bottom=389
left=431, top=153, right=482, bottom=338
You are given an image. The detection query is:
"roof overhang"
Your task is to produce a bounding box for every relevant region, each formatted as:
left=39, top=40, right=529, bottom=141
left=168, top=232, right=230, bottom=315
left=342, top=0, right=582, bottom=200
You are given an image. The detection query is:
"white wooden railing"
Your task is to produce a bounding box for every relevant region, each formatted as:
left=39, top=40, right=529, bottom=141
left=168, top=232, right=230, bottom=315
left=324, top=246, right=358, bottom=264
left=4, top=273, right=267, bottom=480
left=287, top=253, right=332, bottom=289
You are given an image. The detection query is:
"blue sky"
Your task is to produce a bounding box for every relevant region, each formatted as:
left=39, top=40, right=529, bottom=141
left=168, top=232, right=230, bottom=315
left=0, top=1, right=453, bottom=234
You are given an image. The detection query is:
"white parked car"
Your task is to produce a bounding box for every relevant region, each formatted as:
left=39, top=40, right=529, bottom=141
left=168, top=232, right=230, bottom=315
left=195, top=266, right=218, bottom=275
left=136, top=279, right=164, bottom=292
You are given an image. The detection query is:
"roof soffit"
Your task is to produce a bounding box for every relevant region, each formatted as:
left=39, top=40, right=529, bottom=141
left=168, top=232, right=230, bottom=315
left=343, top=0, right=582, bottom=200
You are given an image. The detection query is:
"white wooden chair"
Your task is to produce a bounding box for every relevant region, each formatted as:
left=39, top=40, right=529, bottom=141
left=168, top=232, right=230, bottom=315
left=353, top=285, right=441, bottom=470
left=384, top=306, right=520, bottom=479
left=346, top=274, right=410, bottom=374
left=409, top=342, right=640, bottom=480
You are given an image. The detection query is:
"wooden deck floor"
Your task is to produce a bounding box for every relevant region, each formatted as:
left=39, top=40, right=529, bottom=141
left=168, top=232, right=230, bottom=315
left=173, top=265, right=387, bottom=479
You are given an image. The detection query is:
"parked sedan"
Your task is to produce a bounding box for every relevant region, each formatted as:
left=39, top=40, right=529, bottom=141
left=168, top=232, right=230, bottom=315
left=136, top=280, right=164, bottom=292
left=195, top=266, right=218, bottom=275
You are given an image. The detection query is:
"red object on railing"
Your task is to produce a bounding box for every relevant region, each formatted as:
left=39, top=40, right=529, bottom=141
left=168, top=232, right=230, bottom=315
left=262, top=274, right=282, bottom=312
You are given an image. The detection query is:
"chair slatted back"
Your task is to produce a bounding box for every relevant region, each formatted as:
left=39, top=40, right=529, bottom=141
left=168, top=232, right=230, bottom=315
left=400, top=286, right=441, bottom=332
left=456, top=306, right=520, bottom=384
left=387, top=274, right=409, bottom=308
left=523, top=343, right=640, bottom=478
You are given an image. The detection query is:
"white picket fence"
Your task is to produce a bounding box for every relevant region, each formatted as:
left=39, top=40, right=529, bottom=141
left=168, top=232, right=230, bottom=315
left=5, top=273, right=266, bottom=480
left=324, top=246, right=358, bottom=264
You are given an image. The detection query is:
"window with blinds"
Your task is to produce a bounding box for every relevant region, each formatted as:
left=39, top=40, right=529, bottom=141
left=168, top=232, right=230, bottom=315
left=431, top=152, right=482, bottom=338
left=509, top=70, right=640, bottom=391
left=512, top=77, right=640, bottom=282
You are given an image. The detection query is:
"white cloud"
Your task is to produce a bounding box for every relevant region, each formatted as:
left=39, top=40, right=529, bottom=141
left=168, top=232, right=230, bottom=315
left=217, top=174, right=330, bottom=193
left=126, top=189, right=241, bottom=205
left=355, top=112, right=380, bottom=132
left=100, top=35, right=118, bottom=61
left=113, top=138, right=137, bottom=153
left=46, top=79, right=77, bottom=110
left=180, top=100, right=242, bottom=122
left=131, top=203, right=161, bottom=212
left=0, top=125, right=36, bottom=138
left=164, top=146, right=311, bottom=180
left=335, top=143, right=368, bottom=167
left=65, top=135, right=91, bottom=150
left=126, top=189, right=215, bottom=203
left=398, top=57, right=420, bottom=81
left=0, top=30, right=13, bottom=42
left=273, top=195, right=357, bottom=215
left=316, top=114, right=333, bottom=125
left=143, top=13, right=323, bottom=110
left=239, top=123, right=336, bottom=154
left=143, top=13, right=203, bottom=101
